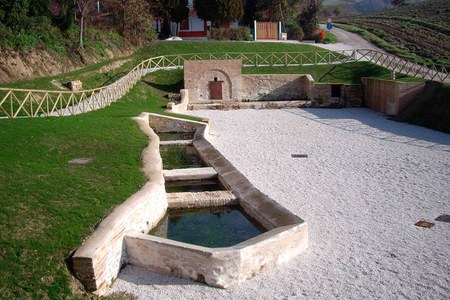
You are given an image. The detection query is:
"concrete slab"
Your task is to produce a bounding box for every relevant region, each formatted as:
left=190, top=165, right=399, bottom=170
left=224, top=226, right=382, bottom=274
left=189, top=100, right=310, bottom=110
left=159, top=140, right=193, bottom=146
left=167, top=190, right=237, bottom=209
left=163, top=167, right=217, bottom=182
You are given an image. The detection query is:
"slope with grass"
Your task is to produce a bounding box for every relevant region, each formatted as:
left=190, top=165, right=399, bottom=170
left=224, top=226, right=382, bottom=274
left=0, top=40, right=436, bottom=299
left=0, top=41, right=367, bottom=299
left=336, top=0, right=450, bottom=65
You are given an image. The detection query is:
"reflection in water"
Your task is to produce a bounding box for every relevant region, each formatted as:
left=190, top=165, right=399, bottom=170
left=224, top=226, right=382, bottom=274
left=160, top=145, right=205, bottom=170
left=157, top=132, right=195, bottom=141
left=149, top=206, right=266, bottom=248
left=165, top=179, right=225, bottom=193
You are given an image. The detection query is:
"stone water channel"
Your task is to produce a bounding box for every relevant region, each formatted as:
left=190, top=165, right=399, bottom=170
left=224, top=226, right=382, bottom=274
left=154, top=130, right=266, bottom=248
left=71, top=113, right=308, bottom=294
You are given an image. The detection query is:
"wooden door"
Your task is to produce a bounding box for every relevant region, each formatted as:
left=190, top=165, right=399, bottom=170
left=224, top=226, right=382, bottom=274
left=257, top=22, right=278, bottom=40
left=209, top=81, right=223, bottom=100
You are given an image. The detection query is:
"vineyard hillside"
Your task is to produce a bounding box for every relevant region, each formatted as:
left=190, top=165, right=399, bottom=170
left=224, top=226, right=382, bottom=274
left=336, top=0, right=450, bottom=65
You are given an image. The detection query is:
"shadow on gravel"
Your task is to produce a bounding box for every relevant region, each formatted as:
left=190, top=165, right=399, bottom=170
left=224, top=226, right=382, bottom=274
left=284, top=108, right=450, bottom=152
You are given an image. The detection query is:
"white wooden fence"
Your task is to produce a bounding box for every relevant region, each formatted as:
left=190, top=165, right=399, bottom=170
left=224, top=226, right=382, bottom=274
left=0, top=50, right=447, bottom=118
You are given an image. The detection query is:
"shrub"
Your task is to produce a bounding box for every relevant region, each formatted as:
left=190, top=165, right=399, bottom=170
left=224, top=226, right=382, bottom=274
left=287, top=27, right=304, bottom=41
left=211, top=27, right=251, bottom=41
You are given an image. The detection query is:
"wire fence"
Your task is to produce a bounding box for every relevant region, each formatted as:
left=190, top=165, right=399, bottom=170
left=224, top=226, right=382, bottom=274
left=0, top=49, right=447, bottom=119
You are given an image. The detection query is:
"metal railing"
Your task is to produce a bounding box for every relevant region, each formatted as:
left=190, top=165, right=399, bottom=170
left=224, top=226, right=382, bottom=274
left=1, top=50, right=448, bottom=119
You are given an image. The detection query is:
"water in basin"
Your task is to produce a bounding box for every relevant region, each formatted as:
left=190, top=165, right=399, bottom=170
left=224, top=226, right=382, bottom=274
left=149, top=205, right=266, bottom=248
left=157, top=132, right=195, bottom=141
left=160, top=145, right=205, bottom=169
left=165, top=179, right=225, bottom=193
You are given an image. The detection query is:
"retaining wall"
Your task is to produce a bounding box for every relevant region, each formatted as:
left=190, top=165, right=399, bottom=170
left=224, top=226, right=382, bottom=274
left=182, top=59, right=362, bottom=107
left=72, top=113, right=308, bottom=294
left=124, top=115, right=308, bottom=288
left=308, top=83, right=363, bottom=107
left=362, top=77, right=426, bottom=116
left=241, top=74, right=311, bottom=101
left=71, top=113, right=167, bottom=295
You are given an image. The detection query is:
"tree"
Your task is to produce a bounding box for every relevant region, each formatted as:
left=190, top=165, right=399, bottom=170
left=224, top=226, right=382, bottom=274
left=243, top=0, right=302, bottom=26
left=106, top=0, right=156, bottom=42
left=219, top=0, right=244, bottom=23
left=194, top=0, right=220, bottom=24
left=123, top=0, right=154, bottom=42
left=297, top=0, right=322, bottom=39
left=52, top=0, right=74, bottom=32
left=242, top=0, right=258, bottom=25
left=169, top=0, right=189, bottom=36
left=195, top=0, right=243, bottom=26
left=148, top=0, right=189, bottom=37
left=74, top=0, right=96, bottom=48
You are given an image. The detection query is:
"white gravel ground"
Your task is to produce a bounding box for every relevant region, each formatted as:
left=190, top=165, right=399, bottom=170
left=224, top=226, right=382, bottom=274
left=109, top=108, right=450, bottom=299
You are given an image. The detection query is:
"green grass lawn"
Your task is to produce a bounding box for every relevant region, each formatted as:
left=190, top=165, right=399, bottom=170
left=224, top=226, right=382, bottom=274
left=0, top=54, right=199, bottom=298
left=0, top=41, right=322, bottom=90
left=244, top=61, right=423, bottom=83
left=0, top=40, right=426, bottom=299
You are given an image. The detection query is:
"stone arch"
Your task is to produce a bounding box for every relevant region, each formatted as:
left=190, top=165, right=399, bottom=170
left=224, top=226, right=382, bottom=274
left=198, top=69, right=233, bottom=101
left=184, top=60, right=242, bottom=103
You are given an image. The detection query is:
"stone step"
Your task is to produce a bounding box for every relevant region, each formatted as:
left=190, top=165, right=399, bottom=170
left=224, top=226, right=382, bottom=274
left=163, top=167, right=217, bottom=182
left=167, top=190, right=238, bottom=209
left=159, top=139, right=193, bottom=146
left=189, top=100, right=311, bottom=111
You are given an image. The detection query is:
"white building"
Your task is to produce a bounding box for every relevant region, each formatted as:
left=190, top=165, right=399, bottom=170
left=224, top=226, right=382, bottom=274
left=173, top=0, right=238, bottom=39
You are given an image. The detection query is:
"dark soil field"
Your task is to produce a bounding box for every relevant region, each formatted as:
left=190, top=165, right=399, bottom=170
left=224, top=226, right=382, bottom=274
left=336, top=0, right=450, bottom=65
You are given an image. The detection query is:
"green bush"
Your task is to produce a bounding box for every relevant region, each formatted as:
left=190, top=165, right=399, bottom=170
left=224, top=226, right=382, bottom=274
left=211, top=27, right=251, bottom=41
left=15, top=33, right=39, bottom=50
left=287, top=27, right=304, bottom=41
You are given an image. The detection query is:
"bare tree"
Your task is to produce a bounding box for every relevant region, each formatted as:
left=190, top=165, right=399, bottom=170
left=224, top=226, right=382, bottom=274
left=297, top=0, right=322, bottom=39
left=74, top=0, right=96, bottom=48
left=106, top=0, right=156, bottom=42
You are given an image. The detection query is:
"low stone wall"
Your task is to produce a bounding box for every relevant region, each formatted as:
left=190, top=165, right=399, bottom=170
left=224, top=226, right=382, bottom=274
left=124, top=115, right=308, bottom=288
left=148, top=113, right=206, bottom=133
left=241, top=74, right=311, bottom=101
left=193, top=125, right=304, bottom=230
left=308, top=83, right=363, bottom=107
left=167, top=190, right=238, bottom=209
left=167, top=89, right=189, bottom=113
left=125, top=222, right=307, bottom=288
left=182, top=58, right=362, bottom=107
left=71, top=113, right=167, bottom=295
left=362, top=77, right=426, bottom=115
left=72, top=113, right=308, bottom=293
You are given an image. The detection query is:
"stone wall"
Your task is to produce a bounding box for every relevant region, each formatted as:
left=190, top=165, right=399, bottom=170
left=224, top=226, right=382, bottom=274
left=184, top=60, right=242, bottom=103
left=71, top=113, right=167, bottom=295
left=362, top=77, right=426, bottom=115
left=308, top=83, right=363, bottom=107
left=149, top=112, right=206, bottom=133
left=241, top=75, right=310, bottom=101
left=183, top=59, right=363, bottom=107
left=72, top=113, right=308, bottom=294
left=167, top=89, right=189, bottom=114
left=342, top=84, right=363, bottom=107
left=125, top=222, right=307, bottom=288
left=124, top=117, right=308, bottom=288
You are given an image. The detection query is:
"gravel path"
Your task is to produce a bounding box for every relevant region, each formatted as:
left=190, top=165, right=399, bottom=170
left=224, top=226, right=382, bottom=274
left=109, top=108, right=450, bottom=299
left=316, top=24, right=386, bottom=52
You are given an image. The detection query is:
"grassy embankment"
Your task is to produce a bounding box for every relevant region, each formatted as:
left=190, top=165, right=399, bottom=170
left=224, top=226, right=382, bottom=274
left=0, top=40, right=431, bottom=299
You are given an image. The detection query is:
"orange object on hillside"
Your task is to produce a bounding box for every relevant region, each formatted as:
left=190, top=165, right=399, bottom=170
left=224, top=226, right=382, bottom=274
left=320, top=30, right=326, bottom=41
